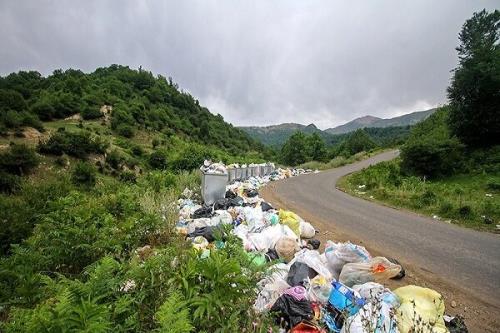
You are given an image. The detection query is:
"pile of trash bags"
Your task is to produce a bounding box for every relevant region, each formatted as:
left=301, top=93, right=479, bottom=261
left=177, top=168, right=467, bottom=333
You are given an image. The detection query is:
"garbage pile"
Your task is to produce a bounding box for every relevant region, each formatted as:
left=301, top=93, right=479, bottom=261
left=177, top=165, right=466, bottom=333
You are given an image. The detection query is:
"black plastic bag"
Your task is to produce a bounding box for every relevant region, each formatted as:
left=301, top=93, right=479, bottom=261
left=261, top=201, right=273, bottom=211
left=187, top=226, right=224, bottom=242
left=244, top=189, right=259, bottom=197
left=229, top=196, right=244, bottom=207
left=265, top=248, right=280, bottom=261
left=270, top=294, right=313, bottom=329
left=388, top=258, right=405, bottom=279
left=445, top=315, right=468, bottom=333
left=214, top=198, right=231, bottom=210
left=225, top=190, right=237, bottom=199
left=286, top=262, right=318, bottom=287
left=307, top=239, right=321, bottom=250
left=191, top=206, right=213, bottom=219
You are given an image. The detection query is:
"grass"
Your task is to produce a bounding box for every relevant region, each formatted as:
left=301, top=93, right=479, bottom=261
left=338, top=159, right=500, bottom=232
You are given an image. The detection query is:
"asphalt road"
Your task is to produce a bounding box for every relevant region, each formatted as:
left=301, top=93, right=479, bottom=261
left=264, top=150, right=500, bottom=307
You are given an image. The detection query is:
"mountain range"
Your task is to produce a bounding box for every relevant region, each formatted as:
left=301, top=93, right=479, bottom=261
left=239, top=108, right=436, bottom=147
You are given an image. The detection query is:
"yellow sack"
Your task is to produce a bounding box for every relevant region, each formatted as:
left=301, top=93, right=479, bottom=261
left=278, top=209, right=301, bottom=237
left=394, top=285, right=448, bottom=333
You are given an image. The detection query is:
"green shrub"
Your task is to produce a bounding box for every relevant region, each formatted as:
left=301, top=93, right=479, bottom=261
left=119, top=170, right=137, bottom=183
left=38, top=130, right=107, bottom=158
left=106, top=150, right=124, bottom=169
left=0, top=143, right=39, bottom=175
left=131, top=145, right=144, bottom=157
left=149, top=151, right=168, bottom=170
left=71, top=161, right=97, bottom=187
left=152, top=138, right=160, bottom=148
left=0, top=170, right=21, bottom=193
left=81, top=106, right=103, bottom=120
left=116, top=124, right=135, bottom=138
left=400, top=138, right=464, bottom=178
left=458, top=205, right=472, bottom=217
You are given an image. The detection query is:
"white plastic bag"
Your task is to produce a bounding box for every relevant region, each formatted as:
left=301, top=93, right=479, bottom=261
left=290, top=249, right=333, bottom=281
left=341, top=301, right=399, bottom=333
left=254, top=263, right=290, bottom=313
left=299, top=221, right=316, bottom=239
left=307, top=275, right=332, bottom=304
left=211, top=210, right=233, bottom=225
left=186, top=218, right=213, bottom=234
left=339, top=257, right=402, bottom=287
left=243, top=206, right=266, bottom=232
left=325, top=241, right=372, bottom=279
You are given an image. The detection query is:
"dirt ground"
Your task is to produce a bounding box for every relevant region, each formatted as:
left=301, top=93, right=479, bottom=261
left=261, top=185, right=500, bottom=333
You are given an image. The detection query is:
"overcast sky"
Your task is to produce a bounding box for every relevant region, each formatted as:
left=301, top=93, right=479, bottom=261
left=0, top=1, right=497, bottom=129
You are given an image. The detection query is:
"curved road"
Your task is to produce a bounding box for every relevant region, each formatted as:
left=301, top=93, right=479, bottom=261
left=264, top=150, right=500, bottom=307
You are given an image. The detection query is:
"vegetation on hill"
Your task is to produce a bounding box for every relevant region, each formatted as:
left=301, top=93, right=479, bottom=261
left=341, top=10, right=500, bottom=231
left=0, top=65, right=265, bottom=155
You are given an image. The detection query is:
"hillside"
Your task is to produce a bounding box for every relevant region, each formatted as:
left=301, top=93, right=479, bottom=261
left=0, top=65, right=264, bottom=156
left=325, top=108, right=436, bottom=134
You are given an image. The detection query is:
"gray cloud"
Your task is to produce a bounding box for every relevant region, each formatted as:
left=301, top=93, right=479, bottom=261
left=1, top=1, right=497, bottom=129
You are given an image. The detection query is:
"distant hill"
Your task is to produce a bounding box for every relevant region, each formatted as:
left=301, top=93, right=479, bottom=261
left=325, top=109, right=436, bottom=134
left=240, top=123, right=329, bottom=147
left=239, top=108, right=436, bottom=147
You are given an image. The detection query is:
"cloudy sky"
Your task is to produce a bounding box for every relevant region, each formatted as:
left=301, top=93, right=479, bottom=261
left=0, top=1, right=497, bottom=129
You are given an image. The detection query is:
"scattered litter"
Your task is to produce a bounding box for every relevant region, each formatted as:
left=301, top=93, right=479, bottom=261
left=175, top=161, right=462, bottom=332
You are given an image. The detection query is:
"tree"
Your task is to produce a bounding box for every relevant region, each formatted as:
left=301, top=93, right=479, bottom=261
left=307, top=133, right=328, bottom=162
left=281, top=131, right=308, bottom=166
left=342, top=129, right=377, bottom=156
left=447, top=9, right=500, bottom=147
left=149, top=151, right=168, bottom=170
left=71, top=161, right=97, bottom=187
left=0, top=144, right=39, bottom=175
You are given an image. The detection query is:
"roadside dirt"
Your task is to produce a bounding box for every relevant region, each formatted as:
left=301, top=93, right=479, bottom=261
left=261, top=183, right=500, bottom=333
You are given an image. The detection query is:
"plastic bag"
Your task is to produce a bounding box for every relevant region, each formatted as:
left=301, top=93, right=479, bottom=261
left=300, top=221, right=316, bottom=239
left=243, top=206, right=266, bottom=232
left=279, top=209, right=302, bottom=237
left=322, top=281, right=365, bottom=332
left=210, top=210, right=233, bottom=225
left=254, top=264, right=290, bottom=313
left=339, top=257, right=402, bottom=287
left=291, top=249, right=333, bottom=281
left=352, top=282, right=399, bottom=307
left=264, top=212, right=279, bottom=225
left=271, top=294, right=314, bottom=329
left=248, top=224, right=296, bottom=252
left=276, top=236, right=299, bottom=262
left=325, top=241, right=371, bottom=279
left=287, top=262, right=318, bottom=287
left=307, top=275, right=332, bottom=304
left=186, top=218, right=213, bottom=234
left=192, top=205, right=213, bottom=218
left=191, top=236, right=209, bottom=250
left=341, top=301, right=398, bottom=333
left=394, top=285, right=447, bottom=333
left=290, top=321, right=326, bottom=333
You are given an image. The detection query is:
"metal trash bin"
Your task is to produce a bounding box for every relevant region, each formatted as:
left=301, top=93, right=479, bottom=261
left=264, top=165, right=272, bottom=175
left=235, top=167, right=244, bottom=180
left=240, top=167, right=248, bottom=180
left=227, top=168, right=237, bottom=182
left=201, top=171, right=228, bottom=205
left=259, top=165, right=265, bottom=176
left=249, top=166, right=258, bottom=178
